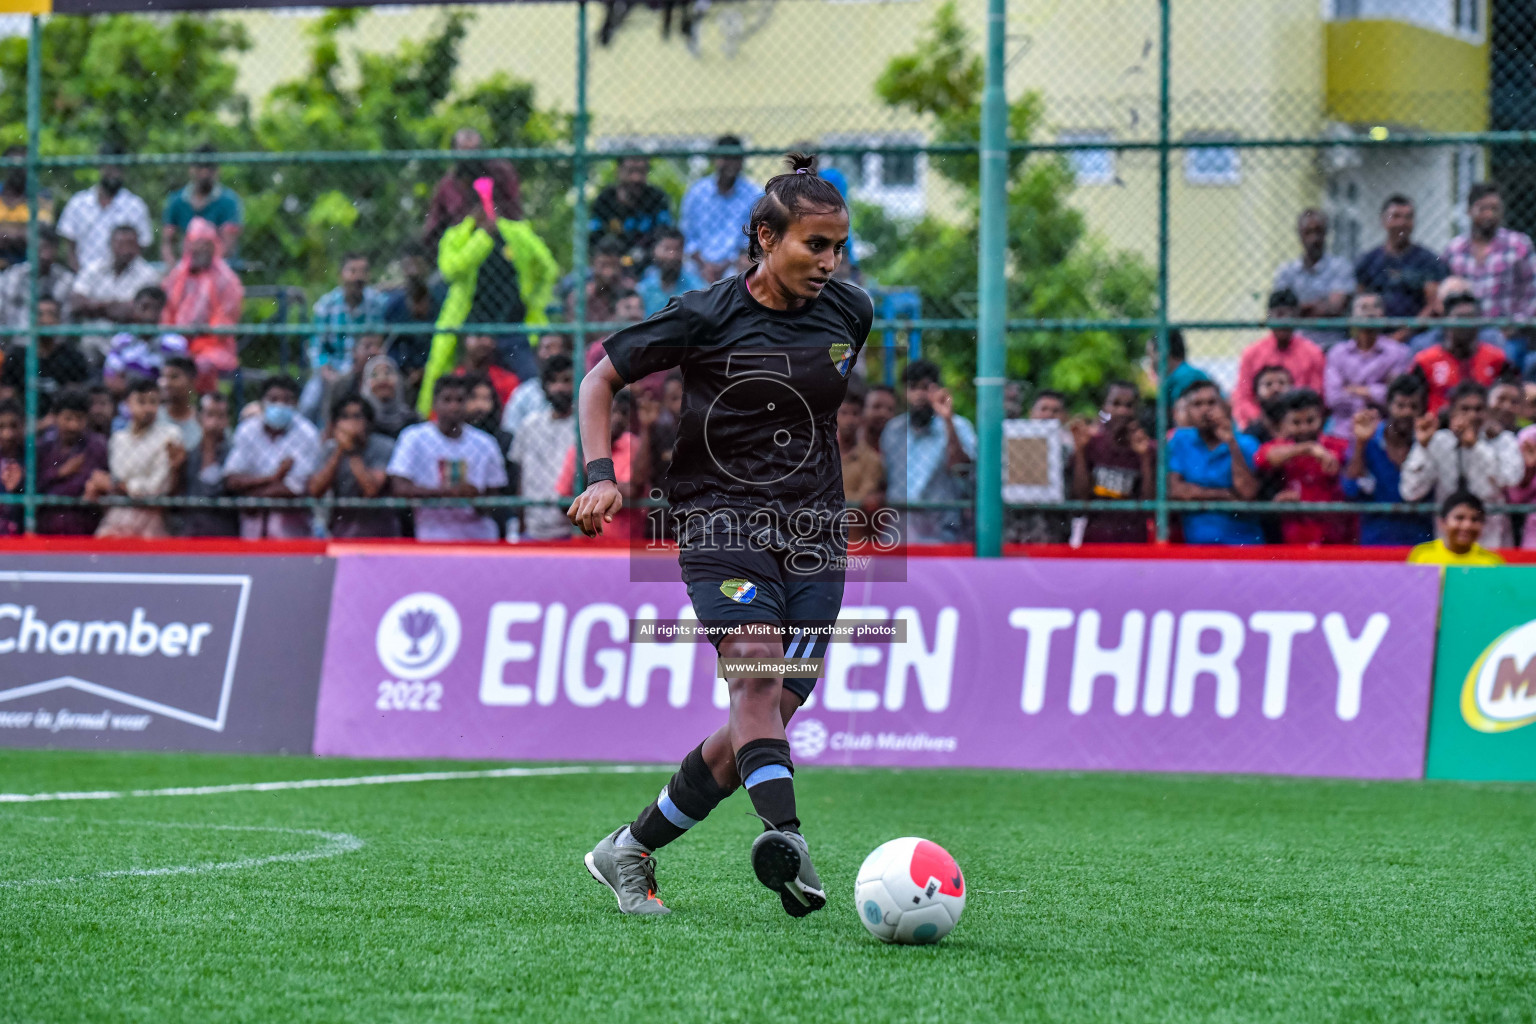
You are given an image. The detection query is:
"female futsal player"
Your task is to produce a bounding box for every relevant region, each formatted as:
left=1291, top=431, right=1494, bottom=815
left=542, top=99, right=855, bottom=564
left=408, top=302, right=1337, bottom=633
left=571, top=153, right=873, bottom=917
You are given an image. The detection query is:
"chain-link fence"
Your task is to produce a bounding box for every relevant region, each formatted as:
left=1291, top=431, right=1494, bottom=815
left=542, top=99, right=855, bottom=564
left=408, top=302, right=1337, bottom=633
left=1, top=0, right=1534, bottom=551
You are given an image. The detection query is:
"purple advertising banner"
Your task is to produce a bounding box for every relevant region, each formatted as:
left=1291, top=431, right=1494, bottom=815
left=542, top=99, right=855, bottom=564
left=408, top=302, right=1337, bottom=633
left=0, top=555, right=334, bottom=753
left=314, top=554, right=1440, bottom=778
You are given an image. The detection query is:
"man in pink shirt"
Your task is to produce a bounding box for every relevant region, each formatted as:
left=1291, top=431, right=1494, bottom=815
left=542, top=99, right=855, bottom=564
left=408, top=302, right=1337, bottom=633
left=1233, top=288, right=1326, bottom=427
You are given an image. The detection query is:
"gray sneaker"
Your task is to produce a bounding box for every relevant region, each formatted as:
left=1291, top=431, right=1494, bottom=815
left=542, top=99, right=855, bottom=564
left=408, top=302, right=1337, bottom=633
left=750, top=829, right=826, bottom=918
left=584, top=828, right=670, bottom=915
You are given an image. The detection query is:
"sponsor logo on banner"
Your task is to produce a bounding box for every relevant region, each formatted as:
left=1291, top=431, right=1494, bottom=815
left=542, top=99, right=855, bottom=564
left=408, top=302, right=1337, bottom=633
left=0, top=571, right=250, bottom=732
left=1461, top=620, right=1536, bottom=733
left=376, top=592, right=461, bottom=681
left=788, top=718, right=828, bottom=760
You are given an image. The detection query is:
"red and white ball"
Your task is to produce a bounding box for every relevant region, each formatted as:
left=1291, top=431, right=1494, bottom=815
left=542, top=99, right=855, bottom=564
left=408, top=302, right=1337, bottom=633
left=853, top=837, right=966, bottom=944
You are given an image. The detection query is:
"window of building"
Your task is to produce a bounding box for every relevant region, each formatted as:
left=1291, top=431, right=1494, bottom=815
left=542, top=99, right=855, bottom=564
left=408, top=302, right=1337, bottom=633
left=1453, top=0, right=1480, bottom=34
left=1182, top=135, right=1241, bottom=186
left=820, top=135, right=927, bottom=216
left=1327, top=0, right=1481, bottom=38
left=1059, top=132, right=1116, bottom=186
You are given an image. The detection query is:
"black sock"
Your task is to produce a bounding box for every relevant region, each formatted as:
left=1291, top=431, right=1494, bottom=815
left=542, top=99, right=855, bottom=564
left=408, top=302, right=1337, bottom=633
left=630, top=742, right=735, bottom=851
left=735, top=737, right=799, bottom=833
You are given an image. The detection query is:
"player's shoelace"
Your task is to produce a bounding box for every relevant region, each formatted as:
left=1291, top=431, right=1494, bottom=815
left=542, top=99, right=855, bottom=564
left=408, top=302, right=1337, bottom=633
left=622, top=852, right=659, bottom=900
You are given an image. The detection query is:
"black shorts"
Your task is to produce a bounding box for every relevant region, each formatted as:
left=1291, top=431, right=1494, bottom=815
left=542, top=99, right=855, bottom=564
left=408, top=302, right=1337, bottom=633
left=680, top=541, right=845, bottom=702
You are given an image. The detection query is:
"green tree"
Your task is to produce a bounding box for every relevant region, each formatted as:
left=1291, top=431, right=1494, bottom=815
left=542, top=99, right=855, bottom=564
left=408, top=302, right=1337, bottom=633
left=251, top=9, right=570, bottom=288
left=0, top=11, right=571, bottom=299
left=0, top=14, right=255, bottom=209
left=861, top=2, right=1155, bottom=413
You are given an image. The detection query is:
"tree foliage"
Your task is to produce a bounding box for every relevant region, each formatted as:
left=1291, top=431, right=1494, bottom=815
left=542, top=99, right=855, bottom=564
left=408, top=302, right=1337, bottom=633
left=860, top=2, right=1155, bottom=412
left=0, top=11, right=571, bottom=290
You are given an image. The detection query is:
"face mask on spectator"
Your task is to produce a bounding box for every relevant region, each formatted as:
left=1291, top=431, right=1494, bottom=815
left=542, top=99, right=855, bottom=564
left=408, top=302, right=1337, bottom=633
left=262, top=402, right=295, bottom=431
left=547, top=391, right=573, bottom=415
left=910, top=405, right=935, bottom=429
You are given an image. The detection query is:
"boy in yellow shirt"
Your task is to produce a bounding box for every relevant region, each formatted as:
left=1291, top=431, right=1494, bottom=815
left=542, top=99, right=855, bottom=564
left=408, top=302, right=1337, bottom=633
left=1408, top=491, right=1505, bottom=566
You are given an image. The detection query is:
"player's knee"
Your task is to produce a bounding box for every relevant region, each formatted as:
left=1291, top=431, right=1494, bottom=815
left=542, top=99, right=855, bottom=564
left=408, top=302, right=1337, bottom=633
left=728, top=674, right=781, bottom=703
left=719, top=637, right=777, bottom=661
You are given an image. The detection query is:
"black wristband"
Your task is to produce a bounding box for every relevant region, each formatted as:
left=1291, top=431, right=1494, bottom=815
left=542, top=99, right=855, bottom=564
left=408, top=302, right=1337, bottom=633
left=585, top=458, right=617, bottom=484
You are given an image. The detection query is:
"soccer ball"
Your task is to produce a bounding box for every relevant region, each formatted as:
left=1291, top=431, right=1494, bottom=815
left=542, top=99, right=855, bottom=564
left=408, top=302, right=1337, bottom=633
left=854, top=837, right=966, bottom=944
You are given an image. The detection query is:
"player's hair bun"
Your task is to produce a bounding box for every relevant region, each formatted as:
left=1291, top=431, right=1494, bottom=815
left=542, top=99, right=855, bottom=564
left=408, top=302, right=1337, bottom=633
left=784, top=151, right=819, bottom=175
left=741, top=151, right=847, bottom=264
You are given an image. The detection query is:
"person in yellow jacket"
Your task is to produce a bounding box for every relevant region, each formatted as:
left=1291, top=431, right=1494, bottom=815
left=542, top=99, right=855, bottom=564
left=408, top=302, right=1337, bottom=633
left=418, top=205, right=558, bottom=416
left=1408, top=490, right=1506, bottom=566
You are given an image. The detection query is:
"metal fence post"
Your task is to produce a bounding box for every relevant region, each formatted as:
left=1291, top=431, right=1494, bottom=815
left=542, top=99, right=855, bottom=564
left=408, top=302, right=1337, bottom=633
left=1153, top=0, right=1171, bottom=544
left=974, top=0, right=1007, bottom=558
left=22, top=14, right=41, bottom=536
left=571, top=0, right=590, bottom=495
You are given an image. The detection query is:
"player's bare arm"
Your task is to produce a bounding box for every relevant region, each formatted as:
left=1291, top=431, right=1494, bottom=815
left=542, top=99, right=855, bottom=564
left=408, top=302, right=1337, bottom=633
left=567, top=355, right=626, bottom=537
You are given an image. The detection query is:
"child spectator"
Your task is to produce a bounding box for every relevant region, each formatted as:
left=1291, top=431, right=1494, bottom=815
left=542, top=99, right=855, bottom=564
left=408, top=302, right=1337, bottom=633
left=1257, top=388, right=1354, bottom=544
left=96, top=377, right=184, bottom=538
left=387, top=376, right=507, bottom=542
left=0, top=398, right=22, bottom=534
left=1342, top=374, right=1435, bottom=547
left=1400, top=380, right=1525, bottom=549
left=36, top=386, right=108, bottom=535
left=1166, top=380, right=1264, bottom=545
left=1408, top=491, right=1505, bottom=566
left=309, top=393, right=398, bottom=538
left=1071, top=381, right=1153, bottom=543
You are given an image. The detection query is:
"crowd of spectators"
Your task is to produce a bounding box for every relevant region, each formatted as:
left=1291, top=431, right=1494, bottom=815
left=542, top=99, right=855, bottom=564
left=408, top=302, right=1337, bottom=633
left=997, top=183, right=1536, bottom=551
left=0, top=132, right=818, bottom=542
left=5, top=130, right=1536, bottom=551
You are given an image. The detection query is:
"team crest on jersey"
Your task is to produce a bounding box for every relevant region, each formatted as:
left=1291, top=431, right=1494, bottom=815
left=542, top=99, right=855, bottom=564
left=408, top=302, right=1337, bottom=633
left=720, top=578, right=757, bottom=604
left=829, top=342, right=853, bottom=378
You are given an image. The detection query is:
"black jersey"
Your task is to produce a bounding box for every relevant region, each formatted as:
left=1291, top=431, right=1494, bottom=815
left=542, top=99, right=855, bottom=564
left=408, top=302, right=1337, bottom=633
left=603, top=273, right=874, bottom=535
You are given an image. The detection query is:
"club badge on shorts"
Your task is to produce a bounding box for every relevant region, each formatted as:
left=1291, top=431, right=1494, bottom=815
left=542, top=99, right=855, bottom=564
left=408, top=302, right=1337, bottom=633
left=720, top=578, right=757, bottom=604
left=829, top=342, right=853, bottom=378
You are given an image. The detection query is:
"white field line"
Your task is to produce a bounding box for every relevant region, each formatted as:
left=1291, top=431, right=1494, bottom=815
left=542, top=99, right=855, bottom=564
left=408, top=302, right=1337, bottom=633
left=0, top=818, right=364, bottom=887
left=0, top=763, right=667, bottom=804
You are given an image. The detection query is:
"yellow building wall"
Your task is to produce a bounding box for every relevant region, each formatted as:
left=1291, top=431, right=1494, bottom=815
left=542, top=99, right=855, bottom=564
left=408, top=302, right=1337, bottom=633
left=1326, top=20, right=1490, bottom=132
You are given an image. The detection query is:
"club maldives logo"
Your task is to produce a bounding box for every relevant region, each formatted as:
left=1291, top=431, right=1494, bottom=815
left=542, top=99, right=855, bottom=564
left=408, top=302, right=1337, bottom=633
left=1461, top=619, right=1536, bottom=733
left=376, top=593, right=461, bottom=681
left=788, top=718, right=828, bottom=760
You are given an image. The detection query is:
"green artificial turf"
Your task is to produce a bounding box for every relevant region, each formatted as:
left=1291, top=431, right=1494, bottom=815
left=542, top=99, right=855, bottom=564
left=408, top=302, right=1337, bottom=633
left=2, top=750, right=1535, bottom=1023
